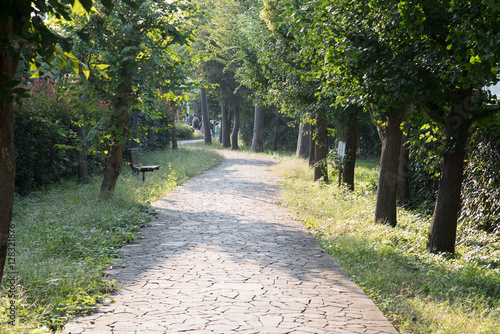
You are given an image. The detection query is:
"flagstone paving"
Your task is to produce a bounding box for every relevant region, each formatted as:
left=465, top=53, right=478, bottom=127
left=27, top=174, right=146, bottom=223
left=62, top=149, right=398, bottom=334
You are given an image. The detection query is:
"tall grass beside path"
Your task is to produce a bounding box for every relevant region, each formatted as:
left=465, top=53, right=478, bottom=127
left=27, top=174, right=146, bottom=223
left=273, top=156, right=500, bottom=334
left=0, top=146, right=223, bottom=333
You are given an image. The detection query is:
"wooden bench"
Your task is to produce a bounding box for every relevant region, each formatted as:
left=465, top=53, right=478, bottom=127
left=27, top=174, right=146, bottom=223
left=129, top=148, right=160, bottom=181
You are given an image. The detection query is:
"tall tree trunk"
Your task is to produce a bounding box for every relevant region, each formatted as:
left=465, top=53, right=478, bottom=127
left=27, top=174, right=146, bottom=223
left=314, top=115, right=328, bottom=182
left=428, top=93, right=472, bottom=253
left=397, top=122, right=410, bottom=203
left=0, top=17, right=20, bottom=283
left=100, top=81, right=131, bottom=197
left=251, top=104, right=265, bottom=152
left=308, top=122, right=316, bottom=166
left=221, top=105, right=230, bottom=147
left=201, top=87, right=211, bottom=145
left=76, top=125, right=89, bottom=184
left=343, top=110, right=358, bottom=191
left=272, top=114, right=280, bottom=151
left=296, top=122, right=310, bottom=159
left=231, top=105, right=240, bottom=150
left=372, top=108, right=403, bottom=227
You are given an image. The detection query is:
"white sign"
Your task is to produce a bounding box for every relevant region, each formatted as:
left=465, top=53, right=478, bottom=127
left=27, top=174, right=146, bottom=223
left=337, top=141, right=346, bottom=158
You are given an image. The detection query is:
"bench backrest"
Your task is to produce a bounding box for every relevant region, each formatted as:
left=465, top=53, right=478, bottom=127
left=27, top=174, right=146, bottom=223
left=130, top=148, right=142, bottom=167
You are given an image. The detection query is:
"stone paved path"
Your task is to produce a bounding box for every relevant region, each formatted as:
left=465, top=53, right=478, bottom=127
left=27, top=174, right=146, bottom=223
left=62, top=149, right=398, bottom=334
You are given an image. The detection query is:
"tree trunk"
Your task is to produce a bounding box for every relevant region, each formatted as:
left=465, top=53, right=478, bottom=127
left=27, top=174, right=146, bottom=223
left=201, top=87, right=211, bottom=145
left=343, top=110, right=358, bottom=191
left=397, top=122, right=410, bottom=203
left=272, top=114, right=280, bottom=151
left=0, top=18, right=20, bottom=283
left=218, top=123, right=222, bottom=144
left=76, top=125, right=89, bottom=184
left=296, top=122, right=310, bottom=159
left=100, top=81, right=131, bottom=197
left=314, top=115, right=328, bottom=182
left=373, top=108, right=403, bottom=227
left=308, top=122, right=316, bottom=166
left=231, top=105, right=240, bottom=150
left=168, top=100, right=178, bottom=149
left=171, top=122, right=178, bottom=149
left=251, top=104, right=265, bottom=152
left=221, top=105, right=231, bottom=147
left=428, top=94, right=472, bottom=253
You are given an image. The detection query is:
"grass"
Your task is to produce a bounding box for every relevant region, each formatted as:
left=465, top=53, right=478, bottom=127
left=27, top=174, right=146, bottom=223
left=0, top=145, right=223, bottom=333
left=273, top=155, right=500, bottom=334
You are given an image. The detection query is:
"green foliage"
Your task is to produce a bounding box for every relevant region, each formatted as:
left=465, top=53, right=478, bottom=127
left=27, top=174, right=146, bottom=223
left=192, top=0, right=251, bottom=111
left=130, top=101, right=174, bottom=152
left=14, top=79, right=82, bottom=195
left=275, top=155, right=500, bottom=333
left=461, top=128, right=500, bottom=232
left=0, top=146, right=223, bottom=332
left=176, top=123, right=195, bottom=139
left=406, top=121, right=443, bottom=214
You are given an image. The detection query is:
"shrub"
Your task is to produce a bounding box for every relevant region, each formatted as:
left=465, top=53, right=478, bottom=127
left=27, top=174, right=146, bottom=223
left=461, top=127, right=500, bottom=232
left=407, top=122, right=443, bottom=214
left=14, top=79, right=80, bottom=194
left=176, top=123, right=195, bottom=139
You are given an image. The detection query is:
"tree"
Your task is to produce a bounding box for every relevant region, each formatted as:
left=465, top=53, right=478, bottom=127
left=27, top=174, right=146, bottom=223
left=201, top=87, right=211, bottom=144
left=285, top=0, right=500, bottom=247
left=72, top=0, right=197, bottom=196
left=251, top=103, right=265, bottom=152
left=193, top=0, right=249, bottom=150
left=296, top=122, right=310, bottom=158
left=231, top=105, right=240, bottom=149
left=314, top=114, right=328, bottom=181
left=397, top=1, right=500, bottom=253
left=0, top=0, right=107, bottom=284
left=221, top=104, right=231, bottom=147
left=337, top=106, right=360, bottom=191
left=281, top=0, right=424, bottom=225
left=370, top=107, right=403, bottom=226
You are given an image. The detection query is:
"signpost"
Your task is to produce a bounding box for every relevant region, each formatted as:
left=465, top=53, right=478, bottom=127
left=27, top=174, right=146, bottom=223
left=337, top=141, right=346, bottom=187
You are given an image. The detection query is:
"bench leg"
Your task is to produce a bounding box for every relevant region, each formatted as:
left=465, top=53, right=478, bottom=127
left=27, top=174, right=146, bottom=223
left=142, top=172, right=145, bottom=181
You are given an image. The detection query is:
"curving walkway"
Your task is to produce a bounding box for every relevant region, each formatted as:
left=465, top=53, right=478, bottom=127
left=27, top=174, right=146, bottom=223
left=63, top=149, right=398, bottom=334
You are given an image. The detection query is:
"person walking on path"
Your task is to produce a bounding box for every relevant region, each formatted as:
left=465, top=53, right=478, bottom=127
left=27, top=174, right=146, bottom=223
left=191, top=113, right=200, bottom=130
left=63, top=149, right=398, bottom=334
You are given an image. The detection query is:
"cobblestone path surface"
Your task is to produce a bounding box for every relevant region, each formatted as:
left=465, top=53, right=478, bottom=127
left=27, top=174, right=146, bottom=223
left=63, top=149, right=398, bottom=334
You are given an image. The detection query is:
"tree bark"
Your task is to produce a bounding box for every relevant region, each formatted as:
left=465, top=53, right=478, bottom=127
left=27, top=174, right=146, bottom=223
left=428, top=92, right=472, bottom=253
left=343, top=110, right=358, bottom=191
left=272, top=114, right=280, bottom=151
left=100, top=81, right=131, bottom=197
left=231, top=105, right=240, bottom=150
left=308, top=122, right=316, bottom=166
left=76, top=125, right=89, bottom=184
left=171, top=122, right=178, bottom=149
left=373, top=108, right=403, bottom=227
left=296, top=122, right=310, bottom=159
left=201, top=87, right=211, bottom=145
left=221, top=105, right=231, bottom=147
left=397, top=122, right=410, bottom=203
left=0, top=17, right=20, bottom=283
left=314, top=115, right=328, bottom=182
left=251, top=104, right=265, bottom=152
left=168, top=100, right=178, bottom=149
